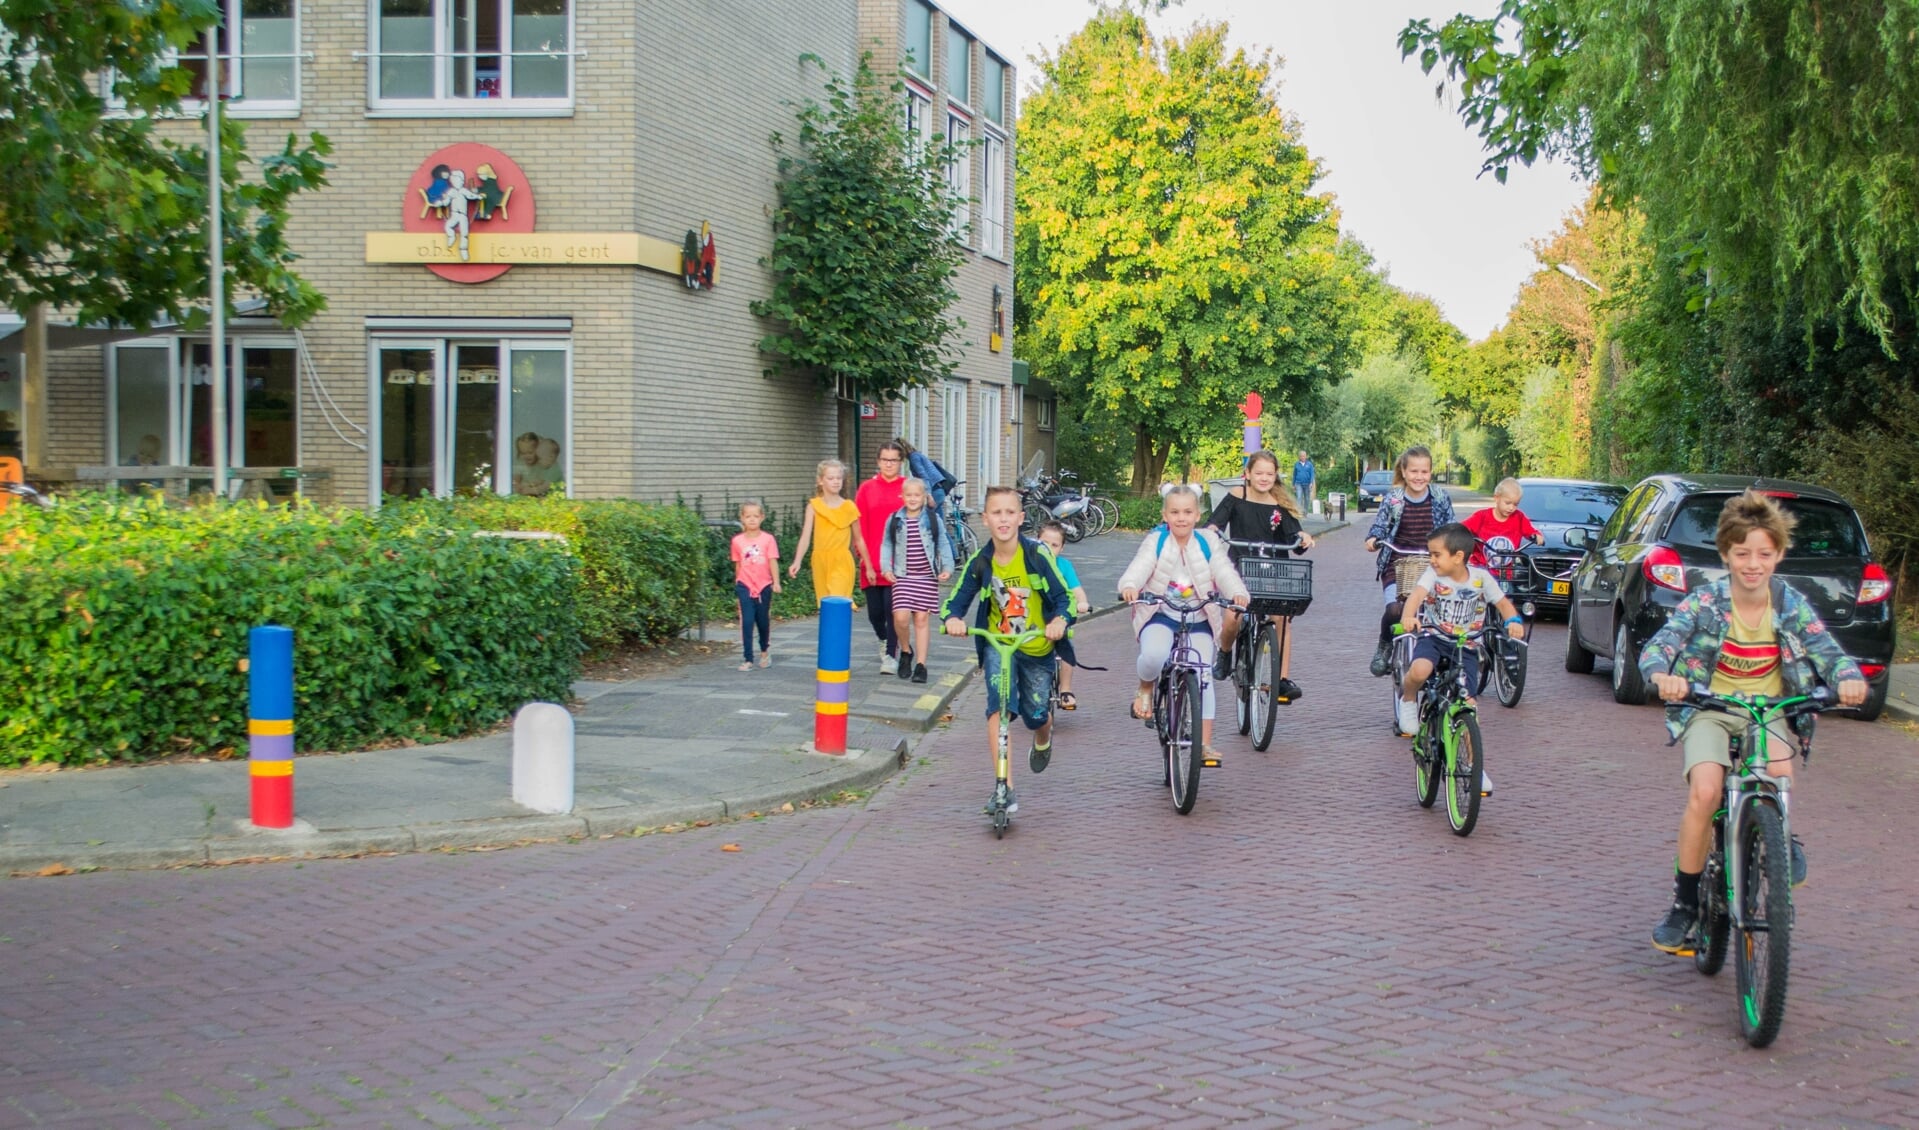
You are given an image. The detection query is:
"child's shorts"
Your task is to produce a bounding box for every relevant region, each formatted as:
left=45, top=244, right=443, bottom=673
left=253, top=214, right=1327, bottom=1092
left=982, top=648, right=1055, bottom=730
left=1411, top=635, right=1478, bottom=691
left=1681, top=711, right=1797, bottom=782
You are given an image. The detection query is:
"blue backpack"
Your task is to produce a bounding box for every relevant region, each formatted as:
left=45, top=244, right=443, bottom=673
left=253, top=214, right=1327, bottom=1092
left=1154, top=524, right=1213, bottom=561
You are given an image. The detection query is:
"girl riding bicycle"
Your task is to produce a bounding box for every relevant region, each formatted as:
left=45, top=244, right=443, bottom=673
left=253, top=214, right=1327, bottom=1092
left=1208, top=449, right=1315, bottom=700
left=1363, top=445, right=1456, bottom=677
left=1119, top=485, right=1250, bottom=763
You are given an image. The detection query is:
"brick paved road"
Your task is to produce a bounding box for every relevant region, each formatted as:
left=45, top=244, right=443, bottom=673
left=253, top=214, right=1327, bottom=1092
left=6, top=527, right=1919, bottom=1128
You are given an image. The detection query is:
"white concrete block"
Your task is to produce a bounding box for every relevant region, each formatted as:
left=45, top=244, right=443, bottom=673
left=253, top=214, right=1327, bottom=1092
left=512, top=702, right=575, bottom=814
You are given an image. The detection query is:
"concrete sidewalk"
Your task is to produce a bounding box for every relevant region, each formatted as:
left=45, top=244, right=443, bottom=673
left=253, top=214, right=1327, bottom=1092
left=0, top=517, right=1345, bottom=873
left=1883, top=663, right=1919, bottom=725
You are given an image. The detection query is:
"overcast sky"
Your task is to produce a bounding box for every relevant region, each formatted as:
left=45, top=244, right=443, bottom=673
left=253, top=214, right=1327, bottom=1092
left=944, top=0, right=1590, bottom=340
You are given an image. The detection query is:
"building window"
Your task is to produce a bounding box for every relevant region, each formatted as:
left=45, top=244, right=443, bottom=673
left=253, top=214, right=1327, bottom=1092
left=905, top=84, right=931, bottom=155
left=101, top=0, right=302, bottom=115
left=946, top=112, right=971, bottom=241
left=981, top=132, right=1005, bottom=257
left=982, top=53, right=1005, bottom=125
left=975, top=384, right=1001, bottom=490
left=0, top=351, right=20, bottom=461
left=1037, top=396, right=1056, bottom=431
left=941, top=380, right=967, bottom=489
left=899, top=386, right=930, bottom=451
left=903, top=0, right=933, bottom=78
left=372, top=0, right=572, bottom=111
left=107, top=336, right=301, bottom=473
left=372, top=335, right=569, bottom=501
left=946, top=22, right=971, bottom=106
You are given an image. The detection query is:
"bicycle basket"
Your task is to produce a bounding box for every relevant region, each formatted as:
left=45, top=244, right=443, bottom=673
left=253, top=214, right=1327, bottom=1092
left=1240, top=556, right=1313, bottom=617
left=1393, top=553, right=1431, bottom=597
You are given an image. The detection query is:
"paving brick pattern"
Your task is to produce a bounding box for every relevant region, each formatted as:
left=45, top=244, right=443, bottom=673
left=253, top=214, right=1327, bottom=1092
left=6, top=527, right=1919, bottom=1127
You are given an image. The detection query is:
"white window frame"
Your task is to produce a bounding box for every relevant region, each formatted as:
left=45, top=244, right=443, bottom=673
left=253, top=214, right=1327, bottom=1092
left=981, top=131, right=1006, bottom=259
left=941, top=380, right=968, bottom=490
left=367, top=332, right=572, bottom=504
left=976, top=384, right=1001, bottom=492
left=898, top=386, right=931, bottom=452
left=945, top=22, right=972, bottom=109
left=367, top=0, right=576, bottom=117
left=106, top=332, right=302, bottom=469
left=904, top=81, right=933, bottom=160
left=1037, top=395, right=1056, bottom=432
left=100, top=0, right=305, bottom=118
left=982, top=52, right=1006, bottom=126
left=946, top=110, right=972, bottom=242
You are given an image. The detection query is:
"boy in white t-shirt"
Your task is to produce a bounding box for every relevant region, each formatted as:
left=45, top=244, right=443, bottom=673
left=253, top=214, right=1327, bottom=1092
left=1396, top=523, right=1527, bottom=776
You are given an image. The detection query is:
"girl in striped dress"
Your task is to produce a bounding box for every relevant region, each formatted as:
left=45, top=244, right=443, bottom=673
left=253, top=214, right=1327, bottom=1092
left=880, top=477, right=955, bottom=684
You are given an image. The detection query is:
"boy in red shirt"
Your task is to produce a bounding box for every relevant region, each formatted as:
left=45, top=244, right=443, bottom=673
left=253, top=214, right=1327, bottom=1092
left=1462, top=478, right=1542, bottom=570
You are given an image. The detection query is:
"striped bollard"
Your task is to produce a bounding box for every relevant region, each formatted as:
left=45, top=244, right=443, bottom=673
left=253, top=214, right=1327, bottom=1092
left=1241, top=390, right=1264, bottom=459
left=814, top=596, right=853, bottom=755
left=248, top=625, right=295, bottom=828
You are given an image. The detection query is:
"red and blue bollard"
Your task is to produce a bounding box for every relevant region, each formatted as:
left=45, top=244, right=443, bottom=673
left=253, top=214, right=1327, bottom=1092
left=248, top=625, right=295, bottom=828
left=814, top=597, right=853, bottom=755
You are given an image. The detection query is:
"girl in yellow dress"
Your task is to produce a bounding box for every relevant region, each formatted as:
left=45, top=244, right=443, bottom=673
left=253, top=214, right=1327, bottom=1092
left=788, top=459, right=870, bottom=602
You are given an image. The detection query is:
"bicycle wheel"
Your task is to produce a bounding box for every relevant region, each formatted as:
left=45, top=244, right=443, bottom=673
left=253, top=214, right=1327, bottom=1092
left=1443, top=708, right=1483, bottom=836
left=1735, top=801, right=1793, bottom=1047
left=1233, top=632, right=1253, bottom=736
left=953, top=515, right=979, bottom=559
left=1493, top=636, right=1527, bottom=708
left=1695, top=848, right=1729, bottom=976
left=1251, top=623, right=1281, bottom=752
left=1413, top=721, right=1441, bottom=808
left=1168, top=670, right=1202, bottom=814
left=1022, top=502, right=1048, bottom=533
left=1062, top=513, right=1086, bottom=543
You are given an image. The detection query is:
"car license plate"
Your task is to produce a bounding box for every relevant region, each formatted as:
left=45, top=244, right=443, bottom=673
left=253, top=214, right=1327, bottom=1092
left=1550, top=581, right=1570, bottom=595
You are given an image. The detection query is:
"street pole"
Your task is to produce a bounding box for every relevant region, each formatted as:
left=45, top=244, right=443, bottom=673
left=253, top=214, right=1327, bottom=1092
left=208, top=71, right=227, bottom=500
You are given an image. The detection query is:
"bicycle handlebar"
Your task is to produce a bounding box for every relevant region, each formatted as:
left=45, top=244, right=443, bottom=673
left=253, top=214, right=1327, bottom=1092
left=964, top=626, right=1055, bottom=649
left=1130, top=591, right=1237, bottom=616
left=1223, top=538, right=1307, bottom=554
left=1683, top=684, right=1834, bottom=717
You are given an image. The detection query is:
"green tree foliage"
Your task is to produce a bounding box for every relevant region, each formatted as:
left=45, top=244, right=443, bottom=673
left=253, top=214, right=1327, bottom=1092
left=1333, top=352, right=1439, bottom=471
left=0, top=0, right=331, bottom=329
left=1401, top=0, right=1919, bottom=345
left=754, top=54, right=968, bottom=403
left=1015, top=7, right=1361, bottom=490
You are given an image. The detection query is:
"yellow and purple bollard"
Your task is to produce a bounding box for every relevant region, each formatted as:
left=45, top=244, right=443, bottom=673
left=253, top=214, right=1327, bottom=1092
left=248, top=625, right=295, bottom=828
left=814, top=596, right=853, bottom=755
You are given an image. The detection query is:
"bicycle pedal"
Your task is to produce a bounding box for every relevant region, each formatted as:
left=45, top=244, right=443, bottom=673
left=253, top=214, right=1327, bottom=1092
left=1201, top=757, right=1221, bottom=769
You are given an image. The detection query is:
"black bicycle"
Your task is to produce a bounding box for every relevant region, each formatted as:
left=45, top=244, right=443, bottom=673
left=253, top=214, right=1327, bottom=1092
left=1134, top=590, right=1232, bottom=815
left=1681, top=685, right=1833, bottom=1048
left=1221, top=539, right=1311, bottom=751
left=1475, top=538, right=1536, bottom=708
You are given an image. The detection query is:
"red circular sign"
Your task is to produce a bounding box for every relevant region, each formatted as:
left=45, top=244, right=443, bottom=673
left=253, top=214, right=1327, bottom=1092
left=402, top=144, right=537, bottom=284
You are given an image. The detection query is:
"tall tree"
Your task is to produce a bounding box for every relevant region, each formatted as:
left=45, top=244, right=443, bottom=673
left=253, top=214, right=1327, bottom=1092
left=754, top=54, right=968, bottom=403
left=1016, top=6, right=1360, bottom=490
left=0, top=0, right=330, bottom=329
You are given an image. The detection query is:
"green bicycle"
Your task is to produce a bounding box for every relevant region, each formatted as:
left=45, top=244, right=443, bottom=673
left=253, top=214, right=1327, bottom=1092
left=968, top=625, right=1053, bottom=839
left=1395, top=623, right=1513, bottom=836
left=1681, top=684, right=1833, bottom=1048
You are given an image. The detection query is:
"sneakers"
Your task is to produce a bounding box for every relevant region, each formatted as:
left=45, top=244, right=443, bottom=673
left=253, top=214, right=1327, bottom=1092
left=1370, top=643, right=1392, bottom=678
left=1791, top=835, right=1808, bottom=888
left=879, top=651, right=896, bottom=676
left=1213, top=650, right=1233, bottom=681
left=983, top=785, right=1019, bottom=815
left=1029, top=739, right=1053, bottom=774
left=896, top=649, right=914, bottom=680
left=1274, top=677, right=1302, bottom=703
left=1394, top=697, right=1419, bottom=736
left=1651, top=900, right=1699, bottom=955
left=911, top=662, right=928, bottom=684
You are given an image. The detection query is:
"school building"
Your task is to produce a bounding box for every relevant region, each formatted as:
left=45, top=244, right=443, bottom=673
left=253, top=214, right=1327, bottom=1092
left=0, top=0, right=1055, bottom=509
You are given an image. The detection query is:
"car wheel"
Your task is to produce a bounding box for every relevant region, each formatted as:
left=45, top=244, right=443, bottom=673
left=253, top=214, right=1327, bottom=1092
left=1565, top=615, right=1596, bottom=674
left=1850, top=679, right=1888, bottom=722
left=1611, top=619, right=1648, bottom=705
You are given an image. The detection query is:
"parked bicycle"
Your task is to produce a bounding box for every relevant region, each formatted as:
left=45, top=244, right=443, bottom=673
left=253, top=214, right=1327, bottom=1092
left=1394, top=622, right=1514, bottom=836
left=1681, top=685, right=1833, bottom=1048
left=968, top=624, right=1051, bottom=839
left=1221, top=539, right=1312, bottom=751
left=944, top=481, right=980, bottom=560
left=1133, top=590, right=1231, bottom=815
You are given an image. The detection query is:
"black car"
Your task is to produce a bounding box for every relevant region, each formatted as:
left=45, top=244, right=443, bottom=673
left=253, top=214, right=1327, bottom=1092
left=1499, top=478, right=1628, bottom=619
left=1562, top=474, right=1895, bottom=718
left=1355, top=469, right=1394, bottom=511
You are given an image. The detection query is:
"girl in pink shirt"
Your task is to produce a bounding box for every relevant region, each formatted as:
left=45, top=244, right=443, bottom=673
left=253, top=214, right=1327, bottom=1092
left=731, top=500, right=783, bottom=670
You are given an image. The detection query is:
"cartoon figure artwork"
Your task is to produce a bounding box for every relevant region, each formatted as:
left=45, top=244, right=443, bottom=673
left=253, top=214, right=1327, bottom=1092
left=473, top=162, right=511, bottom=221
left=989, top=571, right=1032, bottom=636
left=439, top=169, right=485, bottom=261
left=990, top=284, right=1005, bottom=353
left=421, top=164, right=453, bottom=218
left=682, top=221, right=718, bottom=290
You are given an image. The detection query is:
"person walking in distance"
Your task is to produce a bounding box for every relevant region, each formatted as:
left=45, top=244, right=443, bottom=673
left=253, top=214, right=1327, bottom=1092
left=789, top=460, right=871, bottom=603
left=730, top=500, right=782, bottom=670
left=855, top=441, right=909, bottom=673
left=1292, top=450, right=1317, bottom=511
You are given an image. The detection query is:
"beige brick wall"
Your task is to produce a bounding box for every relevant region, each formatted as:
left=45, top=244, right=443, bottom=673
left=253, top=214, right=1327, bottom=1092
left=34, top=0, right=1013, bottom=518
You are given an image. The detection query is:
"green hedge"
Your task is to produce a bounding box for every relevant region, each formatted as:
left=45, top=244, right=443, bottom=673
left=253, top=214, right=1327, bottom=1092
left=0, top=495, right=580, bottom=767
left=683, top=497, right=821, bottom=622
left=1115, top=491, right=1215, bottom=531
left=403, top=494, right=709, bottom=651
